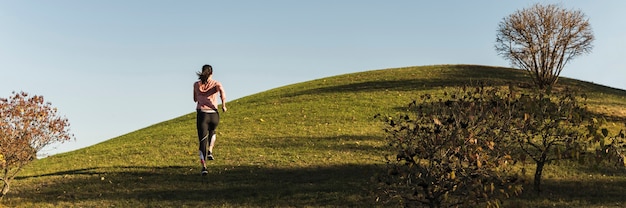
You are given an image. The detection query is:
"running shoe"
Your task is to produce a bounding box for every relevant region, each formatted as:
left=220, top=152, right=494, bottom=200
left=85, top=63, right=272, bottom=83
left=201, top=167, right=208, bottom=175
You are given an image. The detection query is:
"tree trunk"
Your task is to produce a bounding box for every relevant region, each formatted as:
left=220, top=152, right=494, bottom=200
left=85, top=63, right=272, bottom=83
left=534, top=161, right=545, bottom=194
left=0, top=181, right=9, bottom=201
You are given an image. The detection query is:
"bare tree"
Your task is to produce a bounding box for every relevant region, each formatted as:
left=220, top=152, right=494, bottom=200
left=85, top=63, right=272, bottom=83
left=0, top=92, right=73, bottom=200
left=495, top=3, right=594, bottom=90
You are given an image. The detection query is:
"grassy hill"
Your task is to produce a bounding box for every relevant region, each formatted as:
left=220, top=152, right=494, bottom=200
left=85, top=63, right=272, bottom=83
left=5, top=65, right=626, bottom=207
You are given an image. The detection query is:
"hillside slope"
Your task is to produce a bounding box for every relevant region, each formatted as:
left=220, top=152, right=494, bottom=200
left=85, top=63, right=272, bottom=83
left=6, top=65, right=626, bottom=207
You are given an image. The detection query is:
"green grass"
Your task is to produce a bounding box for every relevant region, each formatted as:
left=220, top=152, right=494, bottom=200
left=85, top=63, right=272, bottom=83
left=4, top=64, right=626, bottom=207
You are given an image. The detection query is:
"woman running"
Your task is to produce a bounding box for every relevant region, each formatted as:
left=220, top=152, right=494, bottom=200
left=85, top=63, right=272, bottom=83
left=193, top=64, right=227, bottom=175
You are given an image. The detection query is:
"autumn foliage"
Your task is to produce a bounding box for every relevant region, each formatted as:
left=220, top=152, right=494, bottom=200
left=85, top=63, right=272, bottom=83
left=377, top=85, right=523, bottom=207
left=0, top=91, right=73, bottom=200
left=377, top=85, right=626, bottom=207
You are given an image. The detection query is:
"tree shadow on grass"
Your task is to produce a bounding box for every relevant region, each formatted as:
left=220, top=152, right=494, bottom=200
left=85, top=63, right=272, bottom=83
left=15, top=168, right=101, bottom=179
left=285, top=78, right=517, bottom=98
left=284, top=65, right=529, bottom=98
left=11, top=164, right=387, bottom=207
left=510, top=177, right=626, bottom=207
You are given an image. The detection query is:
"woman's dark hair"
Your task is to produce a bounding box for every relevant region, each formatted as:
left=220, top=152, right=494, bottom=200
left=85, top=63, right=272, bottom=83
left=197, top=64, right=213, bottom=84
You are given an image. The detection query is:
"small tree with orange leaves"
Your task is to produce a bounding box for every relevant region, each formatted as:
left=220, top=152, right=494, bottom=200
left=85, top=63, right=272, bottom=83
left=0, top=91, right=73, bottom=200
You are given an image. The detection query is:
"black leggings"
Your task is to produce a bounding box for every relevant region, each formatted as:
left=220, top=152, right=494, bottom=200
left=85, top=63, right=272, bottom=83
left=197, top=110, right=219, bottom=159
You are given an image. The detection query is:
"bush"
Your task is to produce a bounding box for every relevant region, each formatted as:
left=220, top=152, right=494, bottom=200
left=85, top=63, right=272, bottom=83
left=377, top=85, right=522, bottom=208
left=0, top=91, right=73, bottom=200
left=377, top=84, right=626, bottom=207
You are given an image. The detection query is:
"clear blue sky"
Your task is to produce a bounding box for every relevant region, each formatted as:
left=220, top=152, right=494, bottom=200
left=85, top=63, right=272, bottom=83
left=1, top=1, right=624, bottom=155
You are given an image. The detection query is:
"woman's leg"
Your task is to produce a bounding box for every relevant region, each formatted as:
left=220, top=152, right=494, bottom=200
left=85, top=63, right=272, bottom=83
left=206, top=112, right=220, bottom=159
left=196, top=111, right=210, bottom=168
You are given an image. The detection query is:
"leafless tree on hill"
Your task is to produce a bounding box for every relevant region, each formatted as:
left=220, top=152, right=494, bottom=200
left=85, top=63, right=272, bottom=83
left=495, top=3, right=594, bottom=90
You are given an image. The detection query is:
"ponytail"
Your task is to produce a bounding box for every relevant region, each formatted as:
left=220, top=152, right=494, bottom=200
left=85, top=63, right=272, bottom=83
left=196, top=64, right=213, bottom=84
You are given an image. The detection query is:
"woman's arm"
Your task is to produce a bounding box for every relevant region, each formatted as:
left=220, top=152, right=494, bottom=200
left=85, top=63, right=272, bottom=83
left=219, top=84, right=227, bottom=112
left=193, top=83, right=198, bottom=102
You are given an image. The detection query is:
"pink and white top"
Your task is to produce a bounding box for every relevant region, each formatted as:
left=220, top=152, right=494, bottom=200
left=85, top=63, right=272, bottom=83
left=194, top=80, right=225, bottom=112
